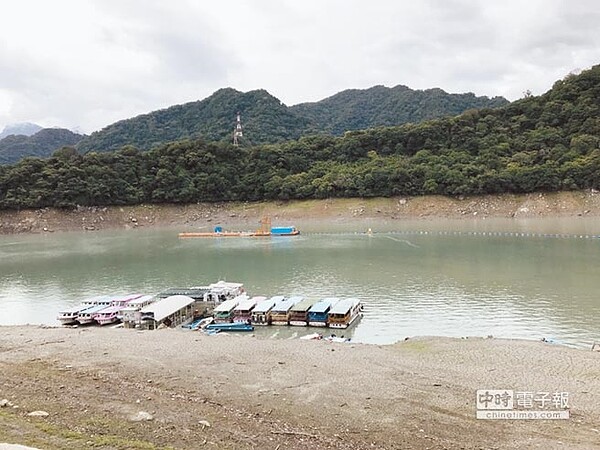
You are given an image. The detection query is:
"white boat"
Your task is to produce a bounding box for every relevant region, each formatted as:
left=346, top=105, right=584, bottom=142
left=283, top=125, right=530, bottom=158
left=94, top=294, right=144, bottom=325
left=213, top=295, right=245, bottom=323
left=327, top=298, right=362, bottom=329
left=57, top=295, right=114, bottom=326
left=270, top=296, right=303, bottom=325
left=251, top=296, right=284, bottom=326
left=233, top=296, right=264, bottom=323
left=119, top=295, right=155, bottom=327
left=77, top=304, right=110, bottom=325
left=202, top=281, right=245, bottom=303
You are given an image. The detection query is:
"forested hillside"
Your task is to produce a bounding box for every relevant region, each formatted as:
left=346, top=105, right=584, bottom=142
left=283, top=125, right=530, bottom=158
left=290, top=85, right=507, bottom=135
left=76, top=85, right=507, bottom=154
left=0, top=128, right=84, bottom=165
left=0, top=65, right=598, bottom=209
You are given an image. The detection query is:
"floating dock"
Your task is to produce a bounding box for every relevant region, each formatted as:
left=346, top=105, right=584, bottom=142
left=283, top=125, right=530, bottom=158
left=178, top=217, right=299, bottom=238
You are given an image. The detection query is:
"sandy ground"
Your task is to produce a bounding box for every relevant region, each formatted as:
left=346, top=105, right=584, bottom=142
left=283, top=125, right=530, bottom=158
left=1, top=326, right=599, bottom=450
left=0, top=191, right=599, bottom=235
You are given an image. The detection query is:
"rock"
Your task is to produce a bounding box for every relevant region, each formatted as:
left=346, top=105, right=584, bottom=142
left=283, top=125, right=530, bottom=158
left=0, top=399, right=10, bottom=407
left=130, top=411, right=154, bottom=422
left=27, top=411, right=49, bottom=417
left=198, top=420, right=211, bottom=428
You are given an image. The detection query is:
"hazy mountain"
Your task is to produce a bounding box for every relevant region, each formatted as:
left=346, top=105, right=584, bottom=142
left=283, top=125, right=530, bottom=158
left=0, top=122, right=43, bottom=139
left=76, top=85, right=509, bottom=154
left=0, top=128, right=84, bottom=164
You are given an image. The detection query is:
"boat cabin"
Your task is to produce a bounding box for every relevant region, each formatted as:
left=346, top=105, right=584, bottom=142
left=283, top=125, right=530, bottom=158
left=270, top=296, right=303, bottom=325
left=289, top=298, right=318, bottom=326
left=57, top=305, right=87, bottom=326
left=77, top=304, right=110, bottom=325
left=251, top=296, right=284, bottom=326
left=307, top=298, right=340, bottom=327
left=202, top=281, right=245, bottom=303
left=139, top=295, right=196, bottom=329
left=327, top=298, right=362, bottom=329
left=233, top=296, right=264, bottom=323
left=213, top=295, right=245, bottom=323
left=120, top=295, right=155, bottom=328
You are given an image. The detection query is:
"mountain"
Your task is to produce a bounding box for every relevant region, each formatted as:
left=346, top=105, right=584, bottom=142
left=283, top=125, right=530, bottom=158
left=0, top=128, right=84, bottom=165
left=76, top=88, right=313, bottom=154
left=0, top=122, right=43, bottom=139
left=76, top=85, right=508, bottom=154
left=290, top=85, right=508, bottom=135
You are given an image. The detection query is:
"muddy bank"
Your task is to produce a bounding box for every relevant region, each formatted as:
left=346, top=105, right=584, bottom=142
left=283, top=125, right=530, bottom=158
left=0, top=191, right=599, bottom=235
left=1, top=326, right=599, bottom=450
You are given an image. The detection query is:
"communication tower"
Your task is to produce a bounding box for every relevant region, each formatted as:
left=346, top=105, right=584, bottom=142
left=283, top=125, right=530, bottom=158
left=233, top=112, right=243, bottom=146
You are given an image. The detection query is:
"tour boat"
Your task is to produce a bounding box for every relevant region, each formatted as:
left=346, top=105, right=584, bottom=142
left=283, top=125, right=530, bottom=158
left=307, top=298, right=340, bottom=327
left=118, top=295, right=155, bottom=323
left=270, top=296, right=303, bottom=325
left=251, top=296, right=284, bottom=326
left=205, top=322, right=254, bottom=332
left=327, top=298, right=363, bottom=329
left=213, top=295, right=245, bottom=323
left=202, top=281, right=245, bottom=303
left=77, top=304, right=111, bottom=325
left=93, top=294, right=144, bottom=325
left=289, top=298, right=318, bottom=326
left=233, top=296, right=264, bottom=323
left=57, top=295, right=114, bottom=325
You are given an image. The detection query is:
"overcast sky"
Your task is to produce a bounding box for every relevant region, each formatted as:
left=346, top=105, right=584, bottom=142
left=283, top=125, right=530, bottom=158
left=0, top=0, right=599, bottom=134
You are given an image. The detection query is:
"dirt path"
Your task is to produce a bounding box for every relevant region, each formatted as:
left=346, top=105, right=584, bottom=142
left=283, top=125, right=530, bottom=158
left=1, top=326, right=599, bottom=449
left=1, top=191, right=599, bottom=235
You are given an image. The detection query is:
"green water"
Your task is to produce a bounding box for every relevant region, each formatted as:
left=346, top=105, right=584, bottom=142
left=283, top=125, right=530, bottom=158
left=1, top=218, right=599, bottom=347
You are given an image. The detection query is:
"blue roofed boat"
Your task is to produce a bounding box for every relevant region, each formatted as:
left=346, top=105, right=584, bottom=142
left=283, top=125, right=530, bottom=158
left=308, top=298, right=340, bottom=327
left=205, top=322, right=254, bottom=332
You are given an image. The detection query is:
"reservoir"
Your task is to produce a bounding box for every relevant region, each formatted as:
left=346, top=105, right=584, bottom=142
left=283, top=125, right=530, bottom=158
left=1, top=217, right=599, bottom=347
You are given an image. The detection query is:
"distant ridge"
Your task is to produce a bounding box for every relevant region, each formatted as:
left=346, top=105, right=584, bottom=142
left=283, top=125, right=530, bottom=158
left=0, top=128, right=84, bottom=164
left=75, top=85, right=508, bottom=154
left=0, top=122, right=43, bottom=139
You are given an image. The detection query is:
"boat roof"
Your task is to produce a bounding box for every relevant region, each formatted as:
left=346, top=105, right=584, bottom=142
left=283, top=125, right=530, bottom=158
left=140, top=295, right=195, bottom=322
left=252, top=298, right=278, bottom=313
left=206, top=280, right=244, bottom=292
left=110, top=293, right=143, bottom=303
left=329, top=298, right=361, bottom=315
left=213, top=298, right=241, bottom=313
left=291, top=298, right=317, bottom=312
left=127, top=295, right=154, bottom=306
left=96, top=305, right=121, bottom=314
left=273, top=296, right=303, bottom=312
left=80, top=304, right=110, bottom=314
left=234, top=296, right=259, bottom=311
left=59, top=304, right=87, bottom=314
left=309, top=298, right=340, bottom=313
left=82, top=295, right=113, bottom=304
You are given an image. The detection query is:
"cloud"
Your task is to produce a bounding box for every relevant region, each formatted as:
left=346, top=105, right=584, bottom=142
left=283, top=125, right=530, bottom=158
left=0, top=0, right=599, bottom=133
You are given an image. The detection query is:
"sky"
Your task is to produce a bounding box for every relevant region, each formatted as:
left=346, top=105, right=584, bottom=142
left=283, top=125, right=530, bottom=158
left=0, top=0, right=599, bottom=134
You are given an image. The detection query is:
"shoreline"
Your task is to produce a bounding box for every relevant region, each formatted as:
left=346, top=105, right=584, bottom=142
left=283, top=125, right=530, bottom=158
left=0, top=326, right=598, bottom=449
left=0, top=191, right=599, bottom=235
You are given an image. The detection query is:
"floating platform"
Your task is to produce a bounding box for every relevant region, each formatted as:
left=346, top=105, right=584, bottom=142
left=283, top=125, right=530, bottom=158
left=179, top=218, right=299, bottom=238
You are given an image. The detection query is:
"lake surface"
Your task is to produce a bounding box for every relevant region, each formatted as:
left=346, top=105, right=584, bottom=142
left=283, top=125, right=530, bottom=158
left=1, top=217, right=599, bottom=347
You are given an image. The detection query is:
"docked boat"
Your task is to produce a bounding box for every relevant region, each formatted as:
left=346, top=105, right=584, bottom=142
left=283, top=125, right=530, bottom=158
left=202, top=281, right=245, bottom=303
left=213, top=295, right=245, bottom=323
left=270, top=296, right=303, bottom=325
left=179, top=217, right=299, bottom=238
left=233, top=296, right=264, bottom=323
left=251, top=296, right=284, bottom=326
left=327, top=298, right=362, bottom=329
left=119, top=295, right=156, bottom=328
left=289, top=298, right=318, bottom=326
left=205, top=322, right=254, bottom=332
left=307, top=298, right=340, bottom=327
left=57, top=305, right=87, bottom=325
left=93, top=294, right=144, bottom=325
left=77, top=304, right=111, bottom=325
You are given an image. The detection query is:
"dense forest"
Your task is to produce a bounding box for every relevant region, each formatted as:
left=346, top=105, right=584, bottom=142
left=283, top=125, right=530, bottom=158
left=0, top=128, right=83, bottom=165
left=75, top=86, right=507, bottom=154
left=0, top=65, right=598, bottom=209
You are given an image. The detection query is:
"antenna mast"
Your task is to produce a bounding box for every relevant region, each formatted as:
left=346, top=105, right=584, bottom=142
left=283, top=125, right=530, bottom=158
left=233, top=112, right=243, bottom=146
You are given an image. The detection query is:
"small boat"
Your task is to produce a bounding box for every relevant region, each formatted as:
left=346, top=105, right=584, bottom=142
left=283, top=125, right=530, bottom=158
left=212, top=295, right=245, bottom=323
left=205, top=322, right=254, bottom=332
left=77, top=304, right=110, bottom=325
left=308, top=298, right=340, bottom=327
left=289, top=298, right=318, bottom=326
left=251, top=296, right=284, bottom=326
left=94, top=294, right=144, bottom=325
left=57, top=305, right=87, bottom=326
left=270, top=296, right=303, bottom=325
left=233, top=296, right=264, bottom=323
left=327, top=298, right=362, bottom=329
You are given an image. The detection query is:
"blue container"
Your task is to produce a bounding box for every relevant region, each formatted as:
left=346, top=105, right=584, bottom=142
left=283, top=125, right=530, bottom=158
left=271, top=226, right=295, bottom=235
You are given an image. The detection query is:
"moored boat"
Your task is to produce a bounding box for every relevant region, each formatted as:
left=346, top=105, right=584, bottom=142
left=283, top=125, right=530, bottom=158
left=233, top=296, right=264, bottom=323
left=202, top=281, right=245, bottom=303
left=307, top=298, right=340, bottom=327
left=213, top=295, right=245, bottom=323
left=77, top=304, right=110, bottom=325
left=327, top=298, right=362, bottom=329
left=289, top=298, right=318, bottom=326
left=251, top=296, right=284, bottom=326
left=57, top=305, right=87, bottom=326
left=119, top=295, right=156, bottom=328
left=94, top=294, right=144, bottom=325
left=270, top=296, right=303, bottom=325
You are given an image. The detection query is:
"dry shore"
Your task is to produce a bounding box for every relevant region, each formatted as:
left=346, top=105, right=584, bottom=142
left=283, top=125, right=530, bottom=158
left=1, top=326, right=599, bottom=450
left=0, top=191, right=599, bottom=234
